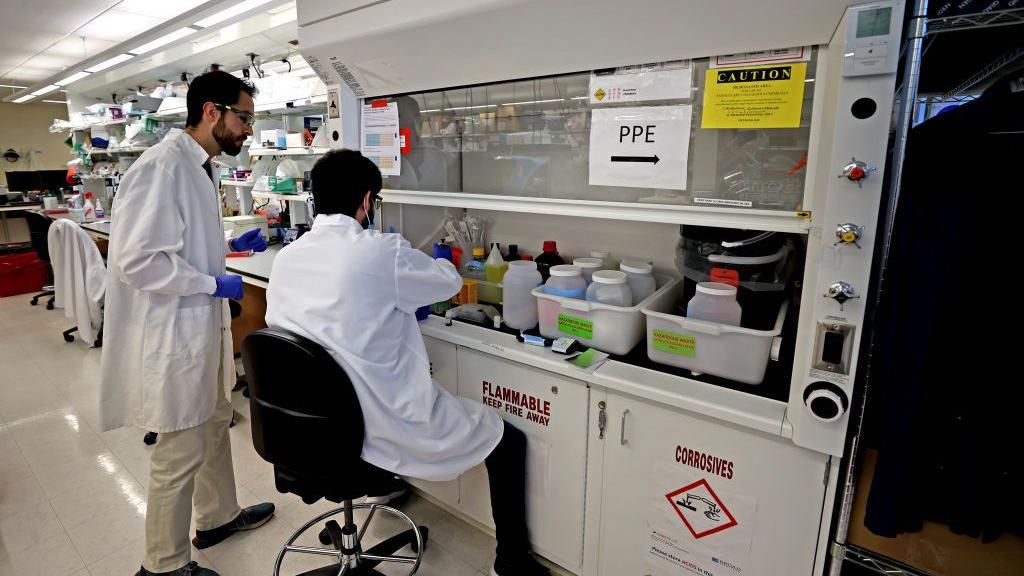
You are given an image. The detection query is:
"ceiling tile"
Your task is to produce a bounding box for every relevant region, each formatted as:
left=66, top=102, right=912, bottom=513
left=77, top=9, right=164, bottom=42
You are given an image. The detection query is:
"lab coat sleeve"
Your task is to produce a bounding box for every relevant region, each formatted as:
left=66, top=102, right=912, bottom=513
left=394, top=237, right=463, bottom=313
left=113, top=165, right=218, bottom=296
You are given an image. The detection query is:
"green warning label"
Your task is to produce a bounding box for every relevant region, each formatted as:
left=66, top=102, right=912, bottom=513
left=652, top=330, right=696, bottom=357
left=558, top=314, right=594, bottom=339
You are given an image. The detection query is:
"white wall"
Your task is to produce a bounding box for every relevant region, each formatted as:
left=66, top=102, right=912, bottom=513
left=0, top=101, right=70, bottom=187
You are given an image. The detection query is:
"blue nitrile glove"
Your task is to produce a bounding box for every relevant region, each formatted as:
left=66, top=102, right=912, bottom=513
left=416, top=305, right=431, bottom=322
left=213, top=275, right=244, bottom=300
left=230, top=229, right=267, bottom=253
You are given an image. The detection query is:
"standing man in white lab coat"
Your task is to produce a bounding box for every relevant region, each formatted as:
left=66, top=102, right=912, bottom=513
left=265, top=149, right=551, bottom=576
left=100, top=71, right=274, bottom=576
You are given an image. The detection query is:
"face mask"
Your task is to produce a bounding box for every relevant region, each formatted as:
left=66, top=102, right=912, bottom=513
left=362, top=195, right=376, bottom=230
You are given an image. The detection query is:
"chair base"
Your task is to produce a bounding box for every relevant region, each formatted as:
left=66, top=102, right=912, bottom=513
left=275, top=503, right=426, bottom=576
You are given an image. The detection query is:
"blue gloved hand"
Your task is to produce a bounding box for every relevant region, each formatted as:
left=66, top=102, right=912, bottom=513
left=230, top=228, right=267, bottom=253
left=213, top=275, right=244, bottom=300
left=416, top=305, right=431, bottom=322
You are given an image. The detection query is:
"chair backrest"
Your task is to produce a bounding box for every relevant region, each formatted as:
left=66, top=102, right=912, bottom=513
left=242, top=328, right=365, bottom=479
left=25, top=211, right=52, bottom=262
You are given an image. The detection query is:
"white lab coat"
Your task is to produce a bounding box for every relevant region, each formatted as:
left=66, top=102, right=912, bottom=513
left=99, top=131, right=234, bottom=433
left=265, top=214, right=503, bottom=481
left=48, top=219, right=105, bottom=343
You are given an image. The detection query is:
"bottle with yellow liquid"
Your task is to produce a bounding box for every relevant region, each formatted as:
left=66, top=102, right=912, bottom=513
left=482, top=243, right=508, bottom=304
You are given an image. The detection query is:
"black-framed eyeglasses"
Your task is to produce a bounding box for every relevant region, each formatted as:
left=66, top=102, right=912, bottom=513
left=213, top=103, right=255, bottom=127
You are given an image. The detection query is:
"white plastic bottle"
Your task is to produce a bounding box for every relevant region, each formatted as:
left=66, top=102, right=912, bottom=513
left=82, top=192, right=96, bottom=222
left=543, top=265, right=587, bottom=299
left=686, top=282, right=742, bottom=326
left=586, top=270, right=633, bottom=306
left=620, top=259, right=657, bottom=303
left=573, top=257, right=604, bottom=284
left=502, top=260, right=543, bottom=329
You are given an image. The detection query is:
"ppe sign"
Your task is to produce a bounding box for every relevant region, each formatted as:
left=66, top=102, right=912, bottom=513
left=589, top=105, right=692, bottom=190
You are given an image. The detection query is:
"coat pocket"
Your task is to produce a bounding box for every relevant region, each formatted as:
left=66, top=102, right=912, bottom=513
left=143, top=303, right=216, bottom=358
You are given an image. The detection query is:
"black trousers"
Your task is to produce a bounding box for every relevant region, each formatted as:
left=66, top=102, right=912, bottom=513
left=484, top=420, right=530, bottom=560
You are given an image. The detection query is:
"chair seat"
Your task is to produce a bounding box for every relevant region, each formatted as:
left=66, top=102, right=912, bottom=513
left=274, top=460, right=397, bottom=504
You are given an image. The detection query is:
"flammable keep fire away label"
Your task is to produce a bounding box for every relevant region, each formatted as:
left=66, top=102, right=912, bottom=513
left=645, top=462, right=757, bottom=576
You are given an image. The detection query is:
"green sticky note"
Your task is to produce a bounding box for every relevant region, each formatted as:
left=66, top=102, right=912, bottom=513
left=652, top=329, right=696, bottom=358
left=558, top=314, right=593, bottom=339
left=569, top=348, right=599, bottom=368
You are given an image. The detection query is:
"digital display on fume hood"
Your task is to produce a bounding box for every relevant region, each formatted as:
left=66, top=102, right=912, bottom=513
left=856, top=6, right=892, bottom=38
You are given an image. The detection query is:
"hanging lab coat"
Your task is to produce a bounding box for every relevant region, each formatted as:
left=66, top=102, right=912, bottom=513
left=265, top=214, right=504, bottom=481
left=99, top=131, right=234, bottom=433
left=48, top=219, right=105, bottom=343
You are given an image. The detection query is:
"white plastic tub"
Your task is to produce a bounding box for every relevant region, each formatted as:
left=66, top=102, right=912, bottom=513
left=533, top=276, right=677, bottom=355
left=641, top=286, right=787, bottom=385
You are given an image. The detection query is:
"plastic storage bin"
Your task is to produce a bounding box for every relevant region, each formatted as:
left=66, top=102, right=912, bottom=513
left=642, top=286, right=788, bottom=385
left=0, top=252, right=48, bottom=297
left=534, top=276, right=678, bottom=355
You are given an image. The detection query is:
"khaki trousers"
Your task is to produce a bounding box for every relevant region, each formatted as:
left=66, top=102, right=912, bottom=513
left=143, top=368, right=241, bottom=572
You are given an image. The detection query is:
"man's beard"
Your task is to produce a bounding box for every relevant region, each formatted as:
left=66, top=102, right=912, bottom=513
left=213, top=116, right=246, bottom=156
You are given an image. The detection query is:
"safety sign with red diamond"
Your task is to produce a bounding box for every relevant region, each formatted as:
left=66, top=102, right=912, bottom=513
left=664, top=478, right=738, bottom=539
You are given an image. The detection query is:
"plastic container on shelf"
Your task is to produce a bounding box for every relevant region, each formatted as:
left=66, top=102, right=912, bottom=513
left=590, top=249, right=613, bottom=269
left=585, top=270, right=633, bottom=306
left=686, top=282, right=742, bottom=326
left=643, top=286, right=788, bottom=385
left=463, top=247, right=487, bottom=281
left=543, top=265, right=586, bottom=299
left=534, top=276, right=678, bottom=355
left=573, top=257, right=604, bottom=284
left=620, top=259, right=656, bottom=303
left=502, top=260, right=544, bottom=330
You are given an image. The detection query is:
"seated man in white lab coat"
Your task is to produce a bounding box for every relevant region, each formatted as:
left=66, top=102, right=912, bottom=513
left=265, top=149, right=550, bottom=576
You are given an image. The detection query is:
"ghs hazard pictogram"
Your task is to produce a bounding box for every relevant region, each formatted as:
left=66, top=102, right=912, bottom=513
left=665, top=478, right=738, bottom=539
left=594, top=88, right=606, bottom=101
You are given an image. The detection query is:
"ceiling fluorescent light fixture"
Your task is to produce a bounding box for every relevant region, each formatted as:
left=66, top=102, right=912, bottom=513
left=445, top=104, right=497, bottom=111
left=500, top=98, right=565, bottom=106
left=86, top=53, right=134, bottom=73
left=0, top=83, right=27, bottom=89
left=13, top=94, right=36, bottom=103
left=31, top=84, right=59, bottom=96
left=42, top=100, right=67, bottom=104
left=130, top=27, right=197, bottom=55
left=195, top=0, right=274, bottom=28
left=55, top=71, right=91, bottom=86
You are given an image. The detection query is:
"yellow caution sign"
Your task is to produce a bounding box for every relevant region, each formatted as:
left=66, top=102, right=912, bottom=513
left=701, top=63, right=807, bottom=129
left=593, top=88, right=606, bottom=101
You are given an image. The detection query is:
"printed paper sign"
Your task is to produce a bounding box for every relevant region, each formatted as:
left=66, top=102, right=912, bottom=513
left=360, top=102, right=401, bottom=176
left=589, top=105, right=692, bottom=190
left=590, top=61, right=692, bottom=104
left=327, top=87, right=340, bottom=119
left=710, top=47, right=811, bottom=68
left=701, top=63, right=808, bottom=129
left=645, top=463, right=757, bottom=576
left=558, top=314, right=594, bottom=339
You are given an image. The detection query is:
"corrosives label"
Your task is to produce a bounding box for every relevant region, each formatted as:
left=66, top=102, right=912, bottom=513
left=653, top=330, right=697, bottom=358
left=558, top=314, right=594, bottom=339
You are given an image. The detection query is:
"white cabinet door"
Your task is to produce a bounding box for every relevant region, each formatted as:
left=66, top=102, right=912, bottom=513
left=596, top=390, right=829, bottom=576
left=457, top=348, right=589, bottom=574
left=406, top=336, right=460, bottom=508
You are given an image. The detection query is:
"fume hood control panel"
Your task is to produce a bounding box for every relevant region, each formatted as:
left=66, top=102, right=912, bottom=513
left=843, top=1, right=901, bottom=76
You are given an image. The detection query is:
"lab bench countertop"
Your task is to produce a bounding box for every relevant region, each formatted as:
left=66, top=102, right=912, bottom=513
left=225, top=244, right=281, bottom=288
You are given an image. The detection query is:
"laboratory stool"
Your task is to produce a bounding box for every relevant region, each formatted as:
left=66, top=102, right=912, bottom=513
left=242, top=327, right=427, bottom=576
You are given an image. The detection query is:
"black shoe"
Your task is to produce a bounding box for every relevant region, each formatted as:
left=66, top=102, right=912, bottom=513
left=136, top=560, right=219, bottom=576
left=364, top=476, right=408, bottom=505
left=491, top=554, right=551, bottom=576
left=191, top=503, right=275, bottom=549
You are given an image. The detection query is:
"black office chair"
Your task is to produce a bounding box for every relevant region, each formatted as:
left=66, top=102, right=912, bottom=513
left=242, top=328, right=427, bottom=576
left=25, top=211, right=55, bottom=309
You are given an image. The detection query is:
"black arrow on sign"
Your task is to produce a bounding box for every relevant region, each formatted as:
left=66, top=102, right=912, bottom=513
left=611, top=155, right=660, bottom=164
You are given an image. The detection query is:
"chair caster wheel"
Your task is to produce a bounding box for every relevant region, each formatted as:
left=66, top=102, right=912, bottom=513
left=318, top=527, right=331, bottom=546
left=31, top=298, right=39, bottom=306
left=63, top=333, right=75, bottom=343
left=411, top=526, right=429, bottom=553
left=143, top=432, right=158, bottom=445
left=46, top=301, right=54, bottom=310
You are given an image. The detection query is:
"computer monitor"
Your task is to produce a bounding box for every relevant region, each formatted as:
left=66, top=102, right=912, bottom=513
left=5, top=170, right=69, bottom=194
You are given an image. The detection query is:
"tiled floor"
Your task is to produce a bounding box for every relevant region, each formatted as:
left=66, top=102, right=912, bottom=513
left=0, top=294, right=497, bottom=576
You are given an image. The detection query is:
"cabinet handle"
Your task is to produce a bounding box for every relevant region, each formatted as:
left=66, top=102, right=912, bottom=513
left=620, top=409, right=630, bottom=445
left=598, top=401, right=607, bottom=440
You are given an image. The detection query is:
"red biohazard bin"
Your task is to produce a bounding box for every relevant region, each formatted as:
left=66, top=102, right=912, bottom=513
left=0, top=251, right=49, bottom=297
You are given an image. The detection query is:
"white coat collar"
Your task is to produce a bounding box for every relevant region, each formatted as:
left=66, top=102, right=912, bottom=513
left=177, top=130, right=214, bottom=166
left=313, top=213, right=363, bottom=229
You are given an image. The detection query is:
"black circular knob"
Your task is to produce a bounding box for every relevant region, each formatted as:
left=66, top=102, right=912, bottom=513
left=803, top=381, right=849, bottom=423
